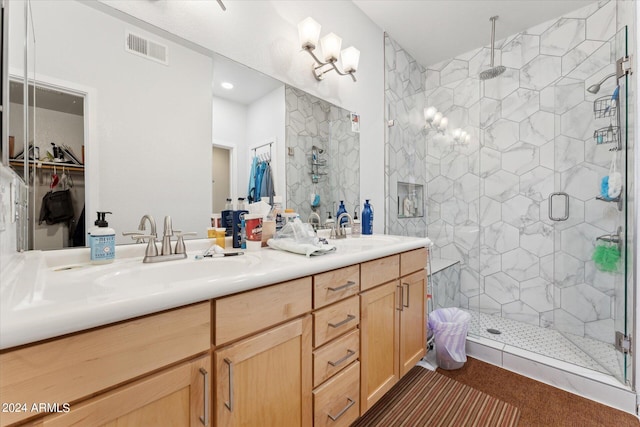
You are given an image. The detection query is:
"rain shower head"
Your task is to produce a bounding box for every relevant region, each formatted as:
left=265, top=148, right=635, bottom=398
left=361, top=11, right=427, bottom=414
left=480, top=65, right=506, bottom=80
left=587, top=72, right=616, bottom=94
left=480, top=16, right=506, bottom=80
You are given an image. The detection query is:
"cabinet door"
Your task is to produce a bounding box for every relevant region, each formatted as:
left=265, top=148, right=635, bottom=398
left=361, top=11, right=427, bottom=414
left=29, top=355, right=211, bottom=427
left=215, top=315, right=312, bottom=427
left=359, top=281, right=400, bottom=414
left=399, top=269, right=426, bottom=377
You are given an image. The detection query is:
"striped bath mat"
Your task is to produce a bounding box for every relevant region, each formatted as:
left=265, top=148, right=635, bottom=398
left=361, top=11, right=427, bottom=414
left=351, top=366, right=520, bottom=426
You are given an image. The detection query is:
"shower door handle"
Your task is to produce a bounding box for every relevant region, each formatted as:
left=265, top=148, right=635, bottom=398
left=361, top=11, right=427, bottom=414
left=548, top=192, right=569, bottom=221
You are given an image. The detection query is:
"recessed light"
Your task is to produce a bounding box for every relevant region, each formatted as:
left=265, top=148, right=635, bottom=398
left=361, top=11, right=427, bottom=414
left=221, top=82, right=234, bottom=90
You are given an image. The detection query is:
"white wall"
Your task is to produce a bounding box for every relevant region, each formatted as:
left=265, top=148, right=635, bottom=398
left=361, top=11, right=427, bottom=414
left=101, top=0, right=385, bottom=232
left=10, top=1, right=214, bottom=243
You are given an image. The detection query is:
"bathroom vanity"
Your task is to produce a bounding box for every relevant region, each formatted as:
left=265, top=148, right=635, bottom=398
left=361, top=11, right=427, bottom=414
left=0, top=235, right=428, bottom=426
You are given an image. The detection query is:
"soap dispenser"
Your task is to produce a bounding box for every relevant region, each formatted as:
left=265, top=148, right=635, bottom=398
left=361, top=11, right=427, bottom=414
left=88, top=211, right=115, bottom=264
left=352, top=203, right=361, bottom=237
left=336, top=200, right=348, bottom=226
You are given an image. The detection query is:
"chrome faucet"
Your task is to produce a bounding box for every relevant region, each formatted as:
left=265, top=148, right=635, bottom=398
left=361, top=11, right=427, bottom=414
left=123, top=214, right=157, bottom=243
left=308, top=211, right=321, bottom=230
left=335, top=212, right=354, bottom=239
left=126, top=214, right=195, bottom=263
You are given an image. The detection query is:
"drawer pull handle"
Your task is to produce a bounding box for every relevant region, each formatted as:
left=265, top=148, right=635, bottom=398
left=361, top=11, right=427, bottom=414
left=224, top=358, right=234, bottom=412
left=328, top=349, right=356, bottom=367
left=328, top=280, right=357, bottom=292
left=199, top=367, right=210, bottom=426
left=328, top=397, right=356, bottom=421
left=328, top=314, right=356, bottom=328
left=397, top=284, right=403, bottom=311
left=402, top=282, right=410, bottom=308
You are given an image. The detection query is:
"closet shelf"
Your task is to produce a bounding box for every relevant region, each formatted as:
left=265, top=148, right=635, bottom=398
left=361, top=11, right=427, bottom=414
left=10, top=160, right=85, bottom=173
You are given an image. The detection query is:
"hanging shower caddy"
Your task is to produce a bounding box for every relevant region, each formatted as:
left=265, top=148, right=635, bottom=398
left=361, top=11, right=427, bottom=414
left=309, top=145, right=327, bottom=183
left=593, top=86, right=623, bottom=210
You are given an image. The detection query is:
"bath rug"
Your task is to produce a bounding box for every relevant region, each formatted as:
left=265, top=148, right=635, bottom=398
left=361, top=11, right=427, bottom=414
left=351, top=365, right=520, bottom=427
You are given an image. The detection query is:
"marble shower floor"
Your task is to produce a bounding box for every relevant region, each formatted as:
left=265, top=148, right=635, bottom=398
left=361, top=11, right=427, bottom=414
left=465, top=310, right=624, bottom=383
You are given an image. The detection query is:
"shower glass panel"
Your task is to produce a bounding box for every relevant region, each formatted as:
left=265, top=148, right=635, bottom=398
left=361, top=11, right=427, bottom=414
left=551, top=26, right=630, bottom=385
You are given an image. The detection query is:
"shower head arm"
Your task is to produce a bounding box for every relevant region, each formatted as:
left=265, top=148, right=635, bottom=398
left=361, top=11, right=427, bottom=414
left=489, top=16, right=498, bottom=67
left=587, top=72, right=617, bottom=94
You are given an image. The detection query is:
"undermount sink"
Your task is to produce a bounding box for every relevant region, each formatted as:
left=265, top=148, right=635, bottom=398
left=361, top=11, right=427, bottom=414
left=328, top=234, right=402, bottom=247
left=41, top=252, right=260, bottom=301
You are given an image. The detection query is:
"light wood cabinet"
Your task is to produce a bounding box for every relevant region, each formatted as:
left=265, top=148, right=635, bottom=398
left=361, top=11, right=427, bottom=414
left=27, top=355, right=211, bottom=427
left=0, top=302, right=210, bottom=427
left=312, top=361, right=360, bottom=427
left=214, top=315, right=313, bottom=427
left=359, top=250, right=427, bottom=414
left=399, top=269, right=426, bottom=377
left=359, top=280, right=400, bottom=413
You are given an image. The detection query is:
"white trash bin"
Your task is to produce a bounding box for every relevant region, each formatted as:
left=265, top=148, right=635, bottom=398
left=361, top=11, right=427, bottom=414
left=428, top=308, right=471, bottom=370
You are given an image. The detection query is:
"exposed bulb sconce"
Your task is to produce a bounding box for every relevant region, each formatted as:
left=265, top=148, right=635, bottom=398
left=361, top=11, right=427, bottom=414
left=424, top=106, right=448, bottom=133
left=452, top=128, right=471, bottom=145
left=298, top=17, right=360, bottom=82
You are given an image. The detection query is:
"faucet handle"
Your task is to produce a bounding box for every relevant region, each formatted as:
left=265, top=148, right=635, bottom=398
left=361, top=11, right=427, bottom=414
left=174, top=231, right=197, bottom=254
left=131, top=234, right=159, bottom=257
left=123, top=231, right=147, bottom=243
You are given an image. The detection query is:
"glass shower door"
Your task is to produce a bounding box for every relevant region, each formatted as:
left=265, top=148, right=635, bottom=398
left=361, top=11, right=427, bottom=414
left=550, top=26, right=631, bottom=386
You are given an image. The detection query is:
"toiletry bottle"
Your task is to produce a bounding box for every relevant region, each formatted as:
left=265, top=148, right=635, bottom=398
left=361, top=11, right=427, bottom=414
left=352, top=204, right=361, bottom=237
left=240, top=215, right=247, bottom=249
left=362, top=200, right=373, bottom=235
left=325, top=211, right=335, bottom=227
left=237, top=197, right=246, bottom=211
left=88, top=211, right=115, bottom=264
left=222, top=198, right=234, bottom=237
left=336, top=200, right=348, bottom=226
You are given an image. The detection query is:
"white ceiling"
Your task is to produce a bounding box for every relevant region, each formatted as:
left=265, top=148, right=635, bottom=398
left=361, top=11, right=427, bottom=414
left=353, top=0, right=599, bottom=67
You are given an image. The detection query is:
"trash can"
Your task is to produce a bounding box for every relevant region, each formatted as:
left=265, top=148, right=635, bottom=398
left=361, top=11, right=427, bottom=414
left=428, top=308, right=471, bottom=370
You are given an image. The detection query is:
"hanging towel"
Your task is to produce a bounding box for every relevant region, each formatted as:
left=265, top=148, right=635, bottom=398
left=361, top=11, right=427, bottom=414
left=260, top=162, right=275, bottom=205
left=254, top=161, right=266, bottom=201
left=247, top=156, right=258, bottom=203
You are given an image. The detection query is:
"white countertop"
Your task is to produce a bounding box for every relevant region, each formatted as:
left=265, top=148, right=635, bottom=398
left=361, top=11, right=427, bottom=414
left=0, top=234, right=431, bottom=350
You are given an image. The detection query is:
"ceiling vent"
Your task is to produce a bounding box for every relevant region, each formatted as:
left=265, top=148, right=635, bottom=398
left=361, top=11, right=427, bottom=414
left=125, top=31, right=168, bottom=65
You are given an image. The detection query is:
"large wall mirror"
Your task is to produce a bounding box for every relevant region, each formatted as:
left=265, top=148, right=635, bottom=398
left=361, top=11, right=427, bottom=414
left=7, top=0, right=359, bottom=250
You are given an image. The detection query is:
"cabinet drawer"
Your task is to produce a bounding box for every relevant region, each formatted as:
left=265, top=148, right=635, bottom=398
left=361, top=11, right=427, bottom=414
left=313, top=361, right=360, bottom=427
left=215, top=277, right=312, bottom=345
left=400, top=247, right=427, bottom=276
left=314, top=265, right=360, bottom=309
left=313, top=296, right=359, bottom=347
left=0, top=302, right=210, bottom=427
left=360, top=254, right=399, bottom=291
left=313, top=329, right=359, bottom=388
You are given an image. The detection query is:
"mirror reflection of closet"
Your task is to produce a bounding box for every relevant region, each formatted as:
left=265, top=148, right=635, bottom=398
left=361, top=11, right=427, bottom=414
left=8, top=81, right=86, bottom=250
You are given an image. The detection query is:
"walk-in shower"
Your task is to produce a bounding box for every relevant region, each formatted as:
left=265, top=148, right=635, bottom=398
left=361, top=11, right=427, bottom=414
left=383, top=0, right=635, bottom=405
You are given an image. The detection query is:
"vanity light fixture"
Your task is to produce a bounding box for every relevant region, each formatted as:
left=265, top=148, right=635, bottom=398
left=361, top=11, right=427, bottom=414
left=452, top=128, right=471, bottom=145
left=298, top=17, right=360, bottom=82
left=424, top=106, right=448, bottom=134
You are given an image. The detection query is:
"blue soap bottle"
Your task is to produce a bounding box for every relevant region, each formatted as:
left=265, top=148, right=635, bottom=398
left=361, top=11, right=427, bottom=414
left=362, top=200, right=373, bottom=235
left=336, top=200, right=348, bottom=226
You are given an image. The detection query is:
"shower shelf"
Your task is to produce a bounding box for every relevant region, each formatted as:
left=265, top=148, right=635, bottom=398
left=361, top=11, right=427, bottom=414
left=593, top=125, right=620, bottom=151
left=593, top=95, right=617, bottom=119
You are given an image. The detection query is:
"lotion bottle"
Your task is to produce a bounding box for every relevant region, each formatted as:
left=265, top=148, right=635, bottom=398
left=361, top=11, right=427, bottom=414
left=88, top=211, right=115, bottom=264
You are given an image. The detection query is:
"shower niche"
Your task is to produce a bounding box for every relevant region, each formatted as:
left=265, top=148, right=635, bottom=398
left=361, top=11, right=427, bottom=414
left=397, top=182, right=423, bottom=218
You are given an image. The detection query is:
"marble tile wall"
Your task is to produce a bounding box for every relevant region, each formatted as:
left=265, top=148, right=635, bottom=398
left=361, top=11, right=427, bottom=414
left=285, top=86, right=359, bottom=222
left=385, top=1, right=632, bottom=349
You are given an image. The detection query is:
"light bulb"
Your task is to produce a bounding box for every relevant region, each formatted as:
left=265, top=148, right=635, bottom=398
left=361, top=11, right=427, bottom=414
left=320, top=32, right=342, bottom=62
left=341, top=46, right=360, bottom=73
left=464, top=134, right=471, bottom=144
left=432, top=112, right=443, bottom=127
left=439, top=117, right=448, bottom=131
left=424, top=106, right=437, bottom=122
left=453, top=128, right=462, bottom=140
left=298, top=17, right=321, bottom=49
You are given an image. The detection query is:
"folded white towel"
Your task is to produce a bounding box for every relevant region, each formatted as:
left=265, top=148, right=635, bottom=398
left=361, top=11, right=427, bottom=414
left=267, top=238, right=336, bottom=257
